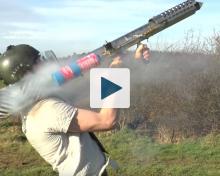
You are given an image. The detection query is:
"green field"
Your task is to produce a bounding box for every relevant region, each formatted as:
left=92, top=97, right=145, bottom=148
left=0, top=119, right=219, bottom=176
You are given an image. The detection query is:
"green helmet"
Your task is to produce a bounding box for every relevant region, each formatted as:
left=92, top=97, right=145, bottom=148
left=0, top=44, right=40, bottom=85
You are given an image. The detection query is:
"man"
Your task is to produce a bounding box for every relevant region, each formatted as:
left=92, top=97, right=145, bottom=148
left=0, top=44, right=149, bottom=176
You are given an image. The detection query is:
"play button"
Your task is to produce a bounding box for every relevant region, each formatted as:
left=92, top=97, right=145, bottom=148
left=90, top=68, right=130, bottom=108
left=101, top=77, right=122, bottom=99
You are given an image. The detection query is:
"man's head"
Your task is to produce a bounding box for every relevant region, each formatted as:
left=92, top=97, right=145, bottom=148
left=0, top=44, right=40, bottom=85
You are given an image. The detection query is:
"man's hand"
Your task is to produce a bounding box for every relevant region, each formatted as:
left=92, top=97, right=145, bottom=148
left=109, top=43, right=150, bottom=68
left=134, top=43, right=150, bottom=61
left=109, top=56, right=122, bottom=68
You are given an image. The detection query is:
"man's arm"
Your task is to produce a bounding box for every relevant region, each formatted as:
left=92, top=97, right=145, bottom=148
left=68, top=44, right=149, bottom=132
left=68, top=108, right=117, bottom=132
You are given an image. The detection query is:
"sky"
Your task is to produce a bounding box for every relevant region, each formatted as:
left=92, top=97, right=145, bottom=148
left=0, top=0, right=219, bottom=56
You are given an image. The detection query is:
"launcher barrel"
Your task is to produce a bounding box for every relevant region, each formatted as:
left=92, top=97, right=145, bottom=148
left=92, top=0, right=203, bottom=57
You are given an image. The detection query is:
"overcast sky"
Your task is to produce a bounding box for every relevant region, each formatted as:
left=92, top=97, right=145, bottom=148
left=0, top=0, right=219, bottom=56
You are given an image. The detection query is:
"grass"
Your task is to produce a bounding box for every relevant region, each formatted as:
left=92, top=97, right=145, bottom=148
left=0, top=119, right=58, bottom=176
left=0, top=80, right=6, bottom=89
left=100, top=129, right=220, bottom=176
left=0, top=119, right=219, bottom=176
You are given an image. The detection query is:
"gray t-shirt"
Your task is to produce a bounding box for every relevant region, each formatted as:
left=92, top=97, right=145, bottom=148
left=22, top=98, right=106, bottom=176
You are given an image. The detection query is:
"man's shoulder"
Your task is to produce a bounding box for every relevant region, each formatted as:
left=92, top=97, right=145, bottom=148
left=28, top=98, right=63, bottom=117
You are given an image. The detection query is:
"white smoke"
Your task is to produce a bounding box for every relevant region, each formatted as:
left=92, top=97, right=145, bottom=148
left=0, top=50, right=210, bottom=118
left=0, top=57, right=91, bottom=118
